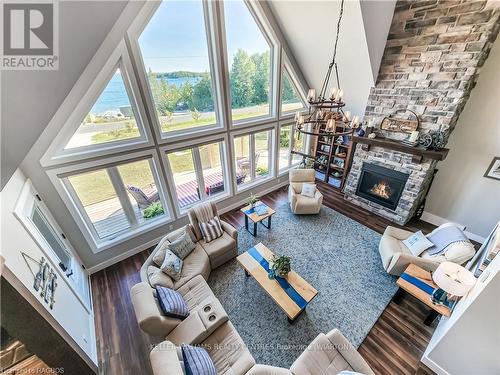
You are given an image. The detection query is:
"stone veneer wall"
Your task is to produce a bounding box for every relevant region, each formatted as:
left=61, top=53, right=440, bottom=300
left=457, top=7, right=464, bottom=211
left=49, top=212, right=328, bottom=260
left=345, top=0, right=500, bottom=224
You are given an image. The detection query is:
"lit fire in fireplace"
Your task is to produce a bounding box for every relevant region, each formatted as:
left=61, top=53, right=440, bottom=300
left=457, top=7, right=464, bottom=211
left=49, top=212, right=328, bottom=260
left=370, top=181, right=392, bottom=199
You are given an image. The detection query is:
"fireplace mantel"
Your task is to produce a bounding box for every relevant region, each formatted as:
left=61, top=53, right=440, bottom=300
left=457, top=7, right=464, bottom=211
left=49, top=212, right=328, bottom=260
left=352, top=136, right=449, bottom=164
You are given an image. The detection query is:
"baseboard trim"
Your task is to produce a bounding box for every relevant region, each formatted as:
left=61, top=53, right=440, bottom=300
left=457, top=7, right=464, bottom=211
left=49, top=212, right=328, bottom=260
left=219, top=179, right=289, bottom=215
left=87, top=235, right=164, bottom=274
left=421, top=354, right=451, bottom=375
left=421, top=211, right=485, bottom=243
left=87, top=180, right=289, bottom=274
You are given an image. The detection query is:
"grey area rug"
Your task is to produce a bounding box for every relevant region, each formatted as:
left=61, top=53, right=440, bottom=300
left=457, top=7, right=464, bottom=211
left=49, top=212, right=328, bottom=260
left=208, top=201, right=397, bottom=368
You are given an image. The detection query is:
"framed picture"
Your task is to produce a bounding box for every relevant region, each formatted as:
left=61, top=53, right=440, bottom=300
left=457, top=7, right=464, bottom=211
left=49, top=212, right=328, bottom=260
left=484, top=157, right=500, bottom=180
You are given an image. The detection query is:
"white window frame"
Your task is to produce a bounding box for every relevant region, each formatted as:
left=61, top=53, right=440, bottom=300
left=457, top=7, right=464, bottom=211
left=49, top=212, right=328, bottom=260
left=126, top=0, right=227, bottom=144
left=220, top=0, right=280, bottom=129
left=280, top=61, right=308, bottom=119
left=278, top=120, right=306, bottom=175
left=161, top=134, right=231, bottom=217
left=14, top=179, right=92, bottom=312
left=46, top=150, right=174, bottom=253
left=230, top=124, right=276, bottom=193
left=41, top=40, right=154, bottom=167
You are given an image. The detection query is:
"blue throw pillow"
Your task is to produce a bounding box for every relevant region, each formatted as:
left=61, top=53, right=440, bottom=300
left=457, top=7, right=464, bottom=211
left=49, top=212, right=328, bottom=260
left=182, top=344, right=216, bottom=375
left=155, top=286, right=189, bottom=320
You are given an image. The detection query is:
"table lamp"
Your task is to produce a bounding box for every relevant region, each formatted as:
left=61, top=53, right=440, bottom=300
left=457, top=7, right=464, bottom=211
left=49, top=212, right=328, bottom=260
left=431, top=262, right=476, bottom=306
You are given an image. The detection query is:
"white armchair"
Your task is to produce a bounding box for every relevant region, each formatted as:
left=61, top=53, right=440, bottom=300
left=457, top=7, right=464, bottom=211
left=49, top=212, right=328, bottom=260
left=288, top=169, right=323, bottom=214
left=379, top=225, right=476, bottom=276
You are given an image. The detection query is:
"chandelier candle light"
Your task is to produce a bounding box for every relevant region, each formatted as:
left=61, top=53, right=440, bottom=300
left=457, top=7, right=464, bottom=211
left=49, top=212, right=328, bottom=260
left=291, top=0, right=362, bottom=163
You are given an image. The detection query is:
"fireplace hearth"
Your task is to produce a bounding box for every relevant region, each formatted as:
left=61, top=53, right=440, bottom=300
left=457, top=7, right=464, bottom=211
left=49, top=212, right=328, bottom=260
left=355, top=163, right=409, bottom=211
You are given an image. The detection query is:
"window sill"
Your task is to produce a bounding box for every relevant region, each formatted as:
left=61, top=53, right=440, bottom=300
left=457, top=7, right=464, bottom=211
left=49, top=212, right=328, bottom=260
left=159, top=123, right=225, bottom=144
left=236, top=175, right=274, bottom=194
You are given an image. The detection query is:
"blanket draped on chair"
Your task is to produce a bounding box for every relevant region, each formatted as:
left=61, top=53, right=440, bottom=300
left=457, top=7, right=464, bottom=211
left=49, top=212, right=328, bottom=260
left=192, top=202, right=215, bottom=223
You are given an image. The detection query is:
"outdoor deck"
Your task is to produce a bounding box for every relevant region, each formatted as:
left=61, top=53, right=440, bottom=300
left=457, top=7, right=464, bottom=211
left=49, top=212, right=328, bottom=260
left=86, top=171, right=228, bottom=239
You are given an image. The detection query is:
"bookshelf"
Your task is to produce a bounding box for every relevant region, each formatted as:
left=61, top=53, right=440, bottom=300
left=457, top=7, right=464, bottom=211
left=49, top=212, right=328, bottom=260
left=313, top=122, right=354, bottom=190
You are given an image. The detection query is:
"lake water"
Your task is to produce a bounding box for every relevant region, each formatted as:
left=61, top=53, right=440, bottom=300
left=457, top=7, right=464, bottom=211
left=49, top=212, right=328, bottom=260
left=90, top=74, right=200, bottom=115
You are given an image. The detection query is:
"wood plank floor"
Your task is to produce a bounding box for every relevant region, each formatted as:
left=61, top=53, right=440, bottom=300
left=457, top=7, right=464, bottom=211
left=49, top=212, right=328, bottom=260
left=91, top=183, right=438, bottom=375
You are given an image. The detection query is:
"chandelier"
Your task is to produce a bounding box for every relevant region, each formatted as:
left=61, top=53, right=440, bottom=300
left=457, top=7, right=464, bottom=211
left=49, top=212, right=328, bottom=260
left=293, top=0, right=361, bottom=160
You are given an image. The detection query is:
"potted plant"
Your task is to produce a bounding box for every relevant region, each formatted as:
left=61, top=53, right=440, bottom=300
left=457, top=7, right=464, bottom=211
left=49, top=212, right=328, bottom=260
left=143, top=202, right=164, bottom=219
left=248, top=192, right=259, bottom=209
left=269, top=255, right=291, bottom=279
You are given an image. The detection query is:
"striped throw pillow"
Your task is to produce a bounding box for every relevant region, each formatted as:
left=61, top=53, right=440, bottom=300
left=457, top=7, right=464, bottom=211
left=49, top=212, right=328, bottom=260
left=182, top=344, right=216, bottom=375
left=199, top=216, right=223, bottom=243
left=155, top=286, right=189, bottom=320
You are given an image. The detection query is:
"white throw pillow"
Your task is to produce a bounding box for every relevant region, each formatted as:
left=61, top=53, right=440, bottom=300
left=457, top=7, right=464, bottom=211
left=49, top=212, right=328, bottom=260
left=402, top=230, right=434, bottom=256
left=301, top=183, right=316, bottom=198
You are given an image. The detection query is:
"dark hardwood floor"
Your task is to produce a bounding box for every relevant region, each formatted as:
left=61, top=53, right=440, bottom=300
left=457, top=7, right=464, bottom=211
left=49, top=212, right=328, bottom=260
left=92, top=183, right=438, bottom=375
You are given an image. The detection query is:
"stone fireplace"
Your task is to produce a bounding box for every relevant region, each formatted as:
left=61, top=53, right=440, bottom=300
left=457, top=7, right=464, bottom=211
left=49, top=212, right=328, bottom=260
left=356, top=163, right=409, bottom=211
left=344, top=0, right=499, bottom=225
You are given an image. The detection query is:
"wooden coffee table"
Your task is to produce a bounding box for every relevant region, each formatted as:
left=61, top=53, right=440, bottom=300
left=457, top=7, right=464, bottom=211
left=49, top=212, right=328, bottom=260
left=236, top=243, right=318, bottom=323
left=394, top=264, right=451, bottom=326
left=240, top=201, right=276, bottom=237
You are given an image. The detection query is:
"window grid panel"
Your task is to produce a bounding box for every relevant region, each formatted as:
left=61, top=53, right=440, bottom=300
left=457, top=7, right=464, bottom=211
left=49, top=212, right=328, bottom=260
left=108, top=166, right=139, bottom=228
left=137, top=0, right=219, bottom=137
left=223, top=0, right=273, bottom=124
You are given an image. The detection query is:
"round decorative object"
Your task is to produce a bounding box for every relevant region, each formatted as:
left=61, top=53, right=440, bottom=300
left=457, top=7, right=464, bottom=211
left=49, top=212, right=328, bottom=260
left=418, top=133, right=433, bottom=149
left=429, top=130, right=446, bottom=150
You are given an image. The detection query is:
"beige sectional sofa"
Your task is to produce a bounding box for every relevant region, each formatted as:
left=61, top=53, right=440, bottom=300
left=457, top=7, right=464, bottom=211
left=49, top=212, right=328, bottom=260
left=131, top=201, right=373, bottom=374
left=139, top=202, right=237, bottom=290
left=150, top=328, right=374, bottom=375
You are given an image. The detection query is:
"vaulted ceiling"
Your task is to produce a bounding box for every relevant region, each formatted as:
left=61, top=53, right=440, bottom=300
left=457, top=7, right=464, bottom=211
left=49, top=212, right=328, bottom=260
left=1, top=0, right=395, bottom=190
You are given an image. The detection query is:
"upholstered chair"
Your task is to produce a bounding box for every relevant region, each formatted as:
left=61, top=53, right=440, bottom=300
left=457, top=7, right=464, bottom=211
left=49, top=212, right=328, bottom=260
left=288, top=169, right=323, bottom=214
left=290, top=329, right=375, bottom=375
left=379, top=226, right=476, bottom=276
left=187, top=201, right=238, bottom=269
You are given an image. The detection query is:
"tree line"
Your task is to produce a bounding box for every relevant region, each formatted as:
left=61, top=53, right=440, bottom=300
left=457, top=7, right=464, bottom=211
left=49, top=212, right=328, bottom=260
left=147, top=48, right=297, bottom=116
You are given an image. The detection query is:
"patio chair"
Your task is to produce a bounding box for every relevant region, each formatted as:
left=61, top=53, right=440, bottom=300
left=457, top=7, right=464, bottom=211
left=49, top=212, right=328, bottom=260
left=237, top=154, right=260, bottom=179
left=127, top=185, right=159, bottom=210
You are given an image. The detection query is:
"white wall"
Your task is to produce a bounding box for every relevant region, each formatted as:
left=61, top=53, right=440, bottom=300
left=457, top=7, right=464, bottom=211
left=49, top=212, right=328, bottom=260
left=0, top=1, right=127, bottom=189
left=424, top=37, right=500, bottom=241
left=422, top=223, right=500, bottom=374
left=0, top=169, right=97, bottom=366
left=360, top=0, right=396, bottom=82
left=268, top=0, right=394, bottom=117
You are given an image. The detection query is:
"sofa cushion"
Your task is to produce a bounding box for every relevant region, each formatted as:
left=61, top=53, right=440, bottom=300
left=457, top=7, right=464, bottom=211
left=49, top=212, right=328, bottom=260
left=160, top=250, right=183, bottom=281
left=199, top=217, right=223, bottom=243
left=201, top=322, right=255, bottom=375
left=156, top=286, right=189, bottom=320
left=167, top=225, right=197, bottom=243
left=173, top=245, right=211, bottom=290
left=182, top=344, right=217, bottom=375
left=169, top=231, right=197, bottom=260
left=153, top=237, right=170, bottom=267
left=301, top=183, right=316, bottom=198
left=147, top=265, right=174, bottom=289
left=200, top=232, right=236, bottom=265
left=402, top=230, right=434, bottom=256
left=176, top=275, right=215, bottom=311
left=150, top=341, right=184, bottom=375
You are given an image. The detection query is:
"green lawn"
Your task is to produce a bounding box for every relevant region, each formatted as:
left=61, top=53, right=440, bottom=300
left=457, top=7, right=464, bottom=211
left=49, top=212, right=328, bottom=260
left=69, top=160, right=156, bottom=207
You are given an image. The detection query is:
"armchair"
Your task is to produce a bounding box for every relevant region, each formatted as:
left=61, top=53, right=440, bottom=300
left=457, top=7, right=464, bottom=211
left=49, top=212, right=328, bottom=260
left=188, top=201, right=238, bottom=269
left=288, top=169, right=323, bottom=214
left=290, top=328, right=375, bottom=375
left=379, top=225, right=476, bottom=276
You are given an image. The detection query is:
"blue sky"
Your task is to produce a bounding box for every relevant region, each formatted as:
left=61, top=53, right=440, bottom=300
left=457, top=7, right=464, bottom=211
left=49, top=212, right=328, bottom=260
left=138, top=0, right=269, bottom=73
